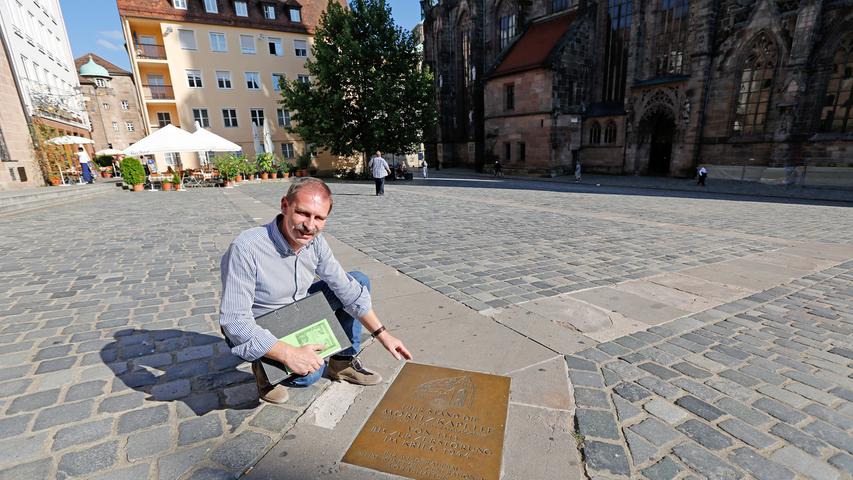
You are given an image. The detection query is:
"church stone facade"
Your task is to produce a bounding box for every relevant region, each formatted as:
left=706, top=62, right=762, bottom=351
left=421, top=0, right=853, bottom=178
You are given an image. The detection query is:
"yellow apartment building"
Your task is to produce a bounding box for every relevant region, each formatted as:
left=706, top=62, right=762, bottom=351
left=117, top=0, right=345, bottom=173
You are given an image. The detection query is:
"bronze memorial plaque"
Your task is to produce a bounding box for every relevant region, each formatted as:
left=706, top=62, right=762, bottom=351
left=342, top=362, right=511, bottom=480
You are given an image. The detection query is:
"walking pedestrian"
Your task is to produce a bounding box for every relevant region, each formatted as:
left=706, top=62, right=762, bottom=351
left=368, top=151, right=390, bottom=196
left=494, top=159, right=503, bottom=177
left=697, top=166, right=708, bottom=186
left=78, top=147, right=94, bottom=184
left=574, top=161, right=582, bottom=183
left=421, top=159, right=428, bottom=179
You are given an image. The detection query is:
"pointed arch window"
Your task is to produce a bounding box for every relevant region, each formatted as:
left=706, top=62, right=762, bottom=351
left=460, top=17, right=472, bottom=86
left=603, top=0, right=632, bottom=102
left=589, top=121, right=602, bottom=144
left=733, top=33, right=777, bottom=135
left=820, top=35, right=853, bottom=133
left=604, top=121, right=617, bottom=143
left=497, top=2, right=517, bottom=50
left=653, top=0, right=688, bottom=76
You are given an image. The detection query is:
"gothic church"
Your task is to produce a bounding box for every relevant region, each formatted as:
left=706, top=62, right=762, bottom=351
left=421, top=0, right=853, bottom=177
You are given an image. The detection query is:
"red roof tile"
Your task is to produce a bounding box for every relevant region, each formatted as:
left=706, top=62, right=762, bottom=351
left=493, top=12, right=576, bottom=77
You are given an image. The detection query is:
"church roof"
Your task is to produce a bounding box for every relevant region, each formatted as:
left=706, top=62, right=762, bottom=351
left=492, top=12, right=577, bottom=78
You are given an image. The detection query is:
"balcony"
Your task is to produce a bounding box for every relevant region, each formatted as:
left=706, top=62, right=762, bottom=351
left=142, top=84, right=175, bottom=100
left=135, top=43, right=167, bottom=60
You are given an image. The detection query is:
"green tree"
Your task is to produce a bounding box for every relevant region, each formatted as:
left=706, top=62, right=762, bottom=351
left=280, top=0, right=434, bottom=163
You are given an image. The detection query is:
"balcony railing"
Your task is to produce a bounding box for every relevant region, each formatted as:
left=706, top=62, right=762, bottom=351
left=142, top=84, right=175, bottom=100
left=135, top=43, right=166, bottom=60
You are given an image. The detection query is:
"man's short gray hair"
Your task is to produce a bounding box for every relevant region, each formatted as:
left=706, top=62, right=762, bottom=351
left=285, top=177, right=333, bottom=212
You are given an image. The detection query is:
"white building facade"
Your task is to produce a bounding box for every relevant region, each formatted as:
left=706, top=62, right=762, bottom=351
left=0, top=0, right=90, bottom=134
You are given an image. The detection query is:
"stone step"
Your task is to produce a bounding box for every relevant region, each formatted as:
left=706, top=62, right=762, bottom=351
left=0, top=182, right=117, bottom=215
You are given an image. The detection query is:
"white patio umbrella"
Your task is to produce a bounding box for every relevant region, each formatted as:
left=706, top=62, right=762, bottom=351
left=262, top=119, right=274, bottom=156
left=191, top=122, right=242, bottom=168
left=122, top=124, right=201, bottom=156
left=45, top=135, right=94, bottom=145
left=252, top=121, right=262, bottom=154
left=95, top=148, right=124, bottom=156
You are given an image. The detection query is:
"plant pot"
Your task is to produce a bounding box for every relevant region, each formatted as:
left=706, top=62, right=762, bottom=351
left=284, top=172, right=290, bottom=178
left=271, top=172, right=278, bottom=179
left=261, top=172, right=269, bottom=180
left=248, top=174, right=255, bottom=180
left=299, top=169, right=309, bottom=177
left=162, top=182, right=173, bottom=191
left=49, top=177, right=60, bottom=186
left=225, top=180, right=234, bottom=188
left=174, top=184, right=182, bottom=191
left=235, top=175, right=243, bottom=182
left=132, top=184, right=144, bottom=192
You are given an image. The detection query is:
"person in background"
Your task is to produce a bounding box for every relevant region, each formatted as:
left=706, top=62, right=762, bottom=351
left=78, top=147, right=94, bottom=184
left=575, top=161, right=582, bottom=183
left=368, top=151, right=391, bottom=196
left=421, top=159, right=428, bottom=179
left=697, top=165, right=708, bottom=186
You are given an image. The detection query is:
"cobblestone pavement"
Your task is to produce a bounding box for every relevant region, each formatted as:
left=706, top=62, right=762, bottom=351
left=0, top=177, right=851, bottom=479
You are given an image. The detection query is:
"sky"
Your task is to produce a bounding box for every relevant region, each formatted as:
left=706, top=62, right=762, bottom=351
left=59, top=0, right=422, bottom=71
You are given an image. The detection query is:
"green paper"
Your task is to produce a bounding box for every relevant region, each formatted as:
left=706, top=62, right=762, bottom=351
left=279, top=318, right=341, bottom=358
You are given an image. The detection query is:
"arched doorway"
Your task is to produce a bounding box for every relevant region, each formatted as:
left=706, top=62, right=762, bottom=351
left=647, top=113, right=675, bottom=175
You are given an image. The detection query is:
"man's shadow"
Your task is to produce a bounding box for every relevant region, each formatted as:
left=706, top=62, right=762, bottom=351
left=100, top=328, right=259, bottom=416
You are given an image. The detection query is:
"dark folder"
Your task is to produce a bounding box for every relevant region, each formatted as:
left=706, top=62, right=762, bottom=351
left=255, top=292, right=352, bottom=385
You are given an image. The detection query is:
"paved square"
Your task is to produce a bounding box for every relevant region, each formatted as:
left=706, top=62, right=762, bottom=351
left=0, top=176, right=851, bottom=479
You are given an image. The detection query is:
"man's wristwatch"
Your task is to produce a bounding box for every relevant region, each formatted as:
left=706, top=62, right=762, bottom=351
left=370, top=325, right=386, bottom=338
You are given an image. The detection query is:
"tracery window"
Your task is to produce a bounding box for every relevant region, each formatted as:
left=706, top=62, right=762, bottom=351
left=603, top=0, right=632, bottom=102
left=497, top=3, right=517, bottom=51
left=604, top=121, right=617, bottom=143
left=820, top=35, right=853, bottom=133
left=652, top=0, right=689, bottom=76
left=460, top=20, right=472, bottom=86
left=589, top=121, right=602, bottom=144
left=733, top=33, right=777, bottom=135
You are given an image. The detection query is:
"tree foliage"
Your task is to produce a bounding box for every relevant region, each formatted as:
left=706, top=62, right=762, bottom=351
left=280, top=0, right=435, bottom=157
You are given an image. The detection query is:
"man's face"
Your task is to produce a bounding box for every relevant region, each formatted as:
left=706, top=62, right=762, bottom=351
left=279, top=188, right=331, bottom=250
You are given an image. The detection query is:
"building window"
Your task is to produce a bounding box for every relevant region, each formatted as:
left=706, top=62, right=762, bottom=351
left=289, top=8, right=301, bottom=22
left=603, top=0, right=632, bottom=103
left=126, top=121, right=135, bottom=131
left=281, top=143, right=294, bottom=158
left=820, top=34, right=853, bottom=133
left=222, top=108, right=238, bottom=127
left=263, top=4, right=276, bottom=19
left=250, top=108, right=265, bottom=126
left=244, top=72, right=261, bottom=90
left=653, top=0, right=688, bottom=76
left=294, top=39, right=308, bottom=57
left=157, top=112, right=172, bottom=127
left=121, top=100, right=129, bottom=110
left=604, top=121, right=617, bottom=143
left=186, top=69, right=203, bottom=88
left=460, top=24, right=471, bottom=86
left=733, top=33, right=776, bottom=135
left=193, top=108, right=210, bottom=127
left=112, top=121, right=119, bottom=132
left=498, top=14, right=516, bottom=50
left=297, top=74, right=309, bottom=84
left=277, top=108, right=291, bottom=127
left=102, top=102, right=109, bottom=110
left=240, top=34, right=255, bottom=54
left=272, top=73, right=285, bottom=90
left=209, top=32, right=227, bottom=52
left=268, top=37, right=283, bottom=56
left=589, top=121, right=602, bottom=144
left=178, top=29, right=196, bottom=50
left=234, top=0, right=248, bottom=16
left=517, top=142, right=526, bottom=163
left=216, top=70, right=232, bottom=89
left=552, top=0, right=569, bottom=12
left=95, top=78, right=108, bottom=88
left=504, top=84, right=514, bottom=111
left=503, top=142, right=511, bottom=162
left=173, top=0, right=187, bottom=9
left=204, top=0, right=218, bottom=13
left=165, top=152, right=180, bottom=166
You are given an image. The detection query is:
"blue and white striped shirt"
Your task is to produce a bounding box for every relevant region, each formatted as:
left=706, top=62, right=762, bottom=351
left=219, top=215, right=372, bottom=361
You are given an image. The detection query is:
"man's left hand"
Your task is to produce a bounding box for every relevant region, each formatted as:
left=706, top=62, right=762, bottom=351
left=376, top=331, right=412, bottom=361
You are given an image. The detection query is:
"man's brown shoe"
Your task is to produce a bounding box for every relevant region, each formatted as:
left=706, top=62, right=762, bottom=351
left=252, top=362, right=289, bottom=404
left=327, top=357, right=383, bottom=386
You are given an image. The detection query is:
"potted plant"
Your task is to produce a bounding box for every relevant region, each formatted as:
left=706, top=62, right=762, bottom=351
left=282, top=162, right=292, bottom=178
left=172, top=170, right=182, bottom=190
left=162, top=177, right=173, bottom=191
left=257, top=152, right=275, bottom=180
left=213, top=154, right=239, bottom=187
left=243, top=156, right=256, bottom=180
left=95, top=155, right=114, bottom=178
left=120, top=157, right=146, bottom=191
left=295, top=151, right=312, bottom=177
left=48, top=175, right=61, bottom=186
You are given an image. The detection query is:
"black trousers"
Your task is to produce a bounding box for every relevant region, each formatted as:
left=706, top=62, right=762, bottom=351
left=374, top=177, right=385, bottom=195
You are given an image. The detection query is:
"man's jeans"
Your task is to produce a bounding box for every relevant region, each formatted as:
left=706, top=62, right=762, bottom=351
left=283, top=270, right=370, bottom=387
